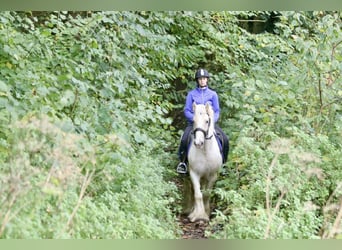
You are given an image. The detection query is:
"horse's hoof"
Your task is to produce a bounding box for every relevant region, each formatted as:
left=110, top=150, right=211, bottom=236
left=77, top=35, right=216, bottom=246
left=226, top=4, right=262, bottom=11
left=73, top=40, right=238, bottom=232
left=190, top=217, right=209, bottom=223
left=188, top=213, right=209, bottom=223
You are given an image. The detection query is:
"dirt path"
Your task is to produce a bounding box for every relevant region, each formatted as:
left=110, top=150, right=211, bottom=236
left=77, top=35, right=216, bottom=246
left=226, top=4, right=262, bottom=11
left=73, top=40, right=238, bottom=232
left=177, top=214, right=208, bottom=239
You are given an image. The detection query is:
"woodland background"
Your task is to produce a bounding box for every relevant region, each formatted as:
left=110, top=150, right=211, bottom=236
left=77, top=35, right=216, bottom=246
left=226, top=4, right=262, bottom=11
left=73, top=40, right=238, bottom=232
left=0, top=11, right=341, bottom=239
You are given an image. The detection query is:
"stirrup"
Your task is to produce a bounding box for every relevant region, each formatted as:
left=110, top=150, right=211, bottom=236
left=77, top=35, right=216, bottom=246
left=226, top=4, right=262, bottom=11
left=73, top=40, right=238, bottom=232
left=176, top=162, right=187, bottom=174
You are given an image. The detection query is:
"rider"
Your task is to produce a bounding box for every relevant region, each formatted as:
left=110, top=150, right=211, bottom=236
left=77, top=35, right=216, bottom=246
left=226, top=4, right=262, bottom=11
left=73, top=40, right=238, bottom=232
left=176, top=68, right=229, bottom=174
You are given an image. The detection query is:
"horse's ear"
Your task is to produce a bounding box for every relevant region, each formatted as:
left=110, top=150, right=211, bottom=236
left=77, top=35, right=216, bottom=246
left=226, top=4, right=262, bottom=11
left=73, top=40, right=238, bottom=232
left=205, top=103, right=211, bottom=112
left=205, top=103, right=213, bottom=116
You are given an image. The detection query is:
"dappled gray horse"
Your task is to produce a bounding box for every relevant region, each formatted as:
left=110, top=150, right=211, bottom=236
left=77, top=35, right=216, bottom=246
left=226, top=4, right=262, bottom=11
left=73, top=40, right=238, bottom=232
left=184, top=103, right=222, bottom=222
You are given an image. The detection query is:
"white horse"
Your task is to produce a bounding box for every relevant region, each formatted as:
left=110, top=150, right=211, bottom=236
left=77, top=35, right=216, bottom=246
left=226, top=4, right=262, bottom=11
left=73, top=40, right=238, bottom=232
left=183, top=103, right=223, bottom=222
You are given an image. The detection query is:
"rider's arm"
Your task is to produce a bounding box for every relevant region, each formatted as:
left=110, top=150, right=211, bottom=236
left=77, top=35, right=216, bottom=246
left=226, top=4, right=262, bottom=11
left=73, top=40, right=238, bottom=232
left=184, top=92, right=194, bottom=122
left=211, top=92, right=220, bottom=122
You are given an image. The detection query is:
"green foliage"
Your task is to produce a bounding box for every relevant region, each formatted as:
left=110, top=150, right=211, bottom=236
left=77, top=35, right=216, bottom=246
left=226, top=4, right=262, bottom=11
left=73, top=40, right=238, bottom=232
left=0, top=11, right=341, bottom=239
left=205, top=11, right=342, bottom=239
left=0, top=11, right=180, bottom=239
left=210, top=134, right=336, bottom=239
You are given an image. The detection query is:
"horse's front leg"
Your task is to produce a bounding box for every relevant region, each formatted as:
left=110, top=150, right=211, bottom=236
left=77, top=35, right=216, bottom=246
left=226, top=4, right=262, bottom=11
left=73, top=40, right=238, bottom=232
left=188, top=172, right=209, bottom=222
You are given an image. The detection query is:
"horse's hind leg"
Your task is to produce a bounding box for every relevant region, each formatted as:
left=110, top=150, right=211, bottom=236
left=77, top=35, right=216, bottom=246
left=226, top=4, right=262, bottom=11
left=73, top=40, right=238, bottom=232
left=188, top=173, right=209, bottom=222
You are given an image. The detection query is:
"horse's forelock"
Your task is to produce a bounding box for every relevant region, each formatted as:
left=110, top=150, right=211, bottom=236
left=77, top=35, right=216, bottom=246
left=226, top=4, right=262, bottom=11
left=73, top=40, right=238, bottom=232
left=194, top=104, right=206, bottom=114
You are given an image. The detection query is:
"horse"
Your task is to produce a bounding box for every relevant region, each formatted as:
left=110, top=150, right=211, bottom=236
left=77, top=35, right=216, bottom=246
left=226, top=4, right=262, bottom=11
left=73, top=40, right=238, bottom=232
left=183, top=103, right=223, bottom=222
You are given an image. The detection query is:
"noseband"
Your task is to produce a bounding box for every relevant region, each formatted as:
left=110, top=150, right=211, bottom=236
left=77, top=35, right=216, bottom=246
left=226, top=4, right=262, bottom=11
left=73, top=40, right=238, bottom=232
left=192, top=117, right=213, bottom=140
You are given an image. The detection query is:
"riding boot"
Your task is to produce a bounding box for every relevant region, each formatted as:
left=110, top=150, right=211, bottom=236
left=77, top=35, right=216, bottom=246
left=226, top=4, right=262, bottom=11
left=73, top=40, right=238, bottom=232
left=176, top=162, right=187, bottom=174
left=176, top=149, right=188, bottom=174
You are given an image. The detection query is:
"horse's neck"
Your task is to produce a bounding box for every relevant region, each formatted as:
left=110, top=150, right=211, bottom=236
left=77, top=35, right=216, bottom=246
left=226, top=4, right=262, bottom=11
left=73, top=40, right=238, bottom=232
left=208, top=118, right=215, bottom=138
left=204, top=124, right=220, bottom=155
left=201, top=120, right=216, bottom=148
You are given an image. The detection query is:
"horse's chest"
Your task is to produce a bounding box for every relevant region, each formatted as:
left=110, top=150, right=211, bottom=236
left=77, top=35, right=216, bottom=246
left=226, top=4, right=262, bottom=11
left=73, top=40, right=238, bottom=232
left=189, top=143, right=221, bottom=173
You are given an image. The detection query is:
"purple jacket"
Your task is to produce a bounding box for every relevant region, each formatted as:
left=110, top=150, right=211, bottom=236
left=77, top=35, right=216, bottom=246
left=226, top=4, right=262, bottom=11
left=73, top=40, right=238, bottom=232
left=184, top=87, right=220, bottom=123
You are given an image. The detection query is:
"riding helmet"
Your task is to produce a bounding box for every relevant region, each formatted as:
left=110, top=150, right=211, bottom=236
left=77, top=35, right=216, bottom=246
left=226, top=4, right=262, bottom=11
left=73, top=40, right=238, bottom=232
left=195, top=69, right=210, bottom=80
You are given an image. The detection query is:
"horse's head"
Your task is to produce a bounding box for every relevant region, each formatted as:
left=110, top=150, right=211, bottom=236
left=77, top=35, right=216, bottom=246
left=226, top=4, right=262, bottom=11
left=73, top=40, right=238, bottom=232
left=192, top=103, right=213, bottom=148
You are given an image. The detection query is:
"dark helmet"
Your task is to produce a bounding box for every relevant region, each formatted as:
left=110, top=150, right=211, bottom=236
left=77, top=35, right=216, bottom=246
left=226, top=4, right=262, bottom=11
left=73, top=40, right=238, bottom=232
left=195, top=69, right=210, bottom=80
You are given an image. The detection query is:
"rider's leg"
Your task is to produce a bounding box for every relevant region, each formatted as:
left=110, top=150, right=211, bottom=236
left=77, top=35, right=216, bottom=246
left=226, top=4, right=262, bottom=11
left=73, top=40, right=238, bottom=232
left=177, top=125, right=192, bottom=174
left=222, top=133, right=229, bottom=163
left=214, top=125, right=229, bottom=163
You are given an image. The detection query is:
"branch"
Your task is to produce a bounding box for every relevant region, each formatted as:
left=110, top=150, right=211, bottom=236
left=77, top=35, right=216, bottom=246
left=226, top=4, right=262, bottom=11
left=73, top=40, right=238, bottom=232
left=331, top=39, right=342, bottom=61
left=327, top=198, right=342, bottom=238
left=321, top=182, right=342, bottom=238
left=0, top=203, right=14, bottom=236
left=65, top=169, right=95, bottom=231
left=264, top=154, right=289, bottom=239
left=265, top=154, right=279, bottom=218
left=327, top=39, right=342, bottom=86
left=238, top=19, right=267, bottom=23
left=318, top=73, right=323, bottom=112
left=0, top=191, right=19, bottom=237
left=264, top=188, right=287, bottom=239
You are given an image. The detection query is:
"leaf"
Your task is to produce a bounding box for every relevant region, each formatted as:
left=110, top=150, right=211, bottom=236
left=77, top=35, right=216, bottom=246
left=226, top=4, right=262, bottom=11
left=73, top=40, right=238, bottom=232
left=0, top=80, right=9, bottom=93
left=59, top=90, right=75, bottom=108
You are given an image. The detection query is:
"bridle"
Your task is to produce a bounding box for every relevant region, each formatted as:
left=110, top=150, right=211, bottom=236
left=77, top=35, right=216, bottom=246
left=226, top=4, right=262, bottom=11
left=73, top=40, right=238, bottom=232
left=192, top=116, right=214, bottom=140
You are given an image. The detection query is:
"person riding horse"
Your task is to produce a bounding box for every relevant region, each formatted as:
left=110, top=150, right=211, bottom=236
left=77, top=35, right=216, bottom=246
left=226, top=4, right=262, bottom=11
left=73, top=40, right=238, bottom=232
left=177, top=68, right=229, bottom=174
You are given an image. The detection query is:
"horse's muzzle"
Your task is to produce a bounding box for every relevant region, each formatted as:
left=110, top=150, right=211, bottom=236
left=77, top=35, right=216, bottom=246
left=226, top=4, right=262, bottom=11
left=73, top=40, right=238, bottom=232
left=194, top=138, right=204, bottom=148
left=193, top=128, right=206, bottom=148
